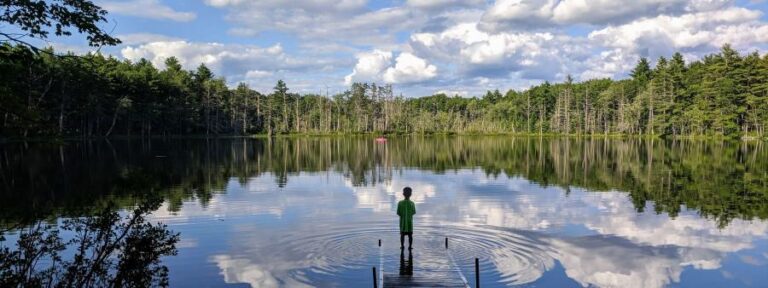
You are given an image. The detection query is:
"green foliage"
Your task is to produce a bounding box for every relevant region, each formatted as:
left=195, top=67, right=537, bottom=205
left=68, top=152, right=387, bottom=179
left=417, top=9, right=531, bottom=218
left=1, top=44, right=767, bottom=138
left=1, top=0, right=121, bottom=50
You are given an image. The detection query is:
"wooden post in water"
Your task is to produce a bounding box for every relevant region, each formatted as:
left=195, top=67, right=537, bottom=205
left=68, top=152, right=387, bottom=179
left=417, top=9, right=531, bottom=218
left=445, top=237, right=448, bottom=249
left=378, top=239, right=381, bottom=247
left=373, top=266, right=378, bottom=288
left=475, top=258, right=480, bottom=288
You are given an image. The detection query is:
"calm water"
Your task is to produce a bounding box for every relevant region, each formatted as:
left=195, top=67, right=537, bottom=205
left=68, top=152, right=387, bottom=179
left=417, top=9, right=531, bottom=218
left=2, top=137, right=768, bottom=287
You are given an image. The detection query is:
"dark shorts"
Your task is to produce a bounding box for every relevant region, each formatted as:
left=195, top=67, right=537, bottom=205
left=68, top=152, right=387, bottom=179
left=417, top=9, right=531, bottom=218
left=400, top=232, right=413, bottom=236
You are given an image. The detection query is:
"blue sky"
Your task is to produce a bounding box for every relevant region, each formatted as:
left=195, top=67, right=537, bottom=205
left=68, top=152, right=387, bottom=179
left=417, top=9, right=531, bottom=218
left=41, top=0, right=768, bottom=96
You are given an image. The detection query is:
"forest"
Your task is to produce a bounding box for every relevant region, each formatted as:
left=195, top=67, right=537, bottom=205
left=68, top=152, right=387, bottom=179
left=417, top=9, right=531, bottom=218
left=1, top=44, right=768, bottom=139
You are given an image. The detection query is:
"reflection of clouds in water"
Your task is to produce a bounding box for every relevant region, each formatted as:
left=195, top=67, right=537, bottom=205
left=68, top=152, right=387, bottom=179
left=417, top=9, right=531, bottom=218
left=347, top=179, right=394, bottom=212
left=739, top=255, right=765, bottom=266
left=152, top=173, right=357, bottom=222
left=210, top=221, right=392, bottom=287
left=465, top=198, right=554, bottom=230
left=445, top=173, right=768, bottom=253
left=410, top=171, right=768, bottom=287
left=151, top=178, right=284, bottom=221
left=548, top=236, right=722, bottom=288
left=580, top=197, right=768, bottom=252
left=211, top=255, right=309, bottom=288
left=158, top=169, right=767, bottom=287
left=175, top=237, right=198, bottom=249
left=348, top=178, right=437, bottom=212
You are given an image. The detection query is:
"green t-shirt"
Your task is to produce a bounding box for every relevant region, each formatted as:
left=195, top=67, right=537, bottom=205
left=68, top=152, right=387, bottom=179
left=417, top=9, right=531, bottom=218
left=397, top=199, right=416, bottom=232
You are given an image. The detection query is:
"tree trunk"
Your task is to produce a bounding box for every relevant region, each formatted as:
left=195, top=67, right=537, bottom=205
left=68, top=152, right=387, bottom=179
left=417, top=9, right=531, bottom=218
left=527, top=91, right=531, bottom=133
left=242, top=92, right=248, bottom=135
left=105, top=108, right=119, bottom=137
left=649, top=81, right=655, bottom=135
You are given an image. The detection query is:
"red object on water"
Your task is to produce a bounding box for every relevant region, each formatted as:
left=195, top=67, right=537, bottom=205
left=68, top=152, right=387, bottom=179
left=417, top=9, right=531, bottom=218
left=375, top=137, right=387, bottom=143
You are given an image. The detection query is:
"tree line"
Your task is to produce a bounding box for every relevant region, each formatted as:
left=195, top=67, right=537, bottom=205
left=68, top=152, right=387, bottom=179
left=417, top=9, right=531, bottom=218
left=3, top=137, right=766, bottom=228
left=1, top=44, right=767, bottom=139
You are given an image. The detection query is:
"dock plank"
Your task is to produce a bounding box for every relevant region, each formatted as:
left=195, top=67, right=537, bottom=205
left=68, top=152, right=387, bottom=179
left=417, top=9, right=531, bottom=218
left=382, top=247, right=469, bottom=288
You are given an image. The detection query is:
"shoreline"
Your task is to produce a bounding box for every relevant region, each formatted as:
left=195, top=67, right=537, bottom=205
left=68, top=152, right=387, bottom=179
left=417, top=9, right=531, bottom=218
left=2, top=132, right=765, bottom=144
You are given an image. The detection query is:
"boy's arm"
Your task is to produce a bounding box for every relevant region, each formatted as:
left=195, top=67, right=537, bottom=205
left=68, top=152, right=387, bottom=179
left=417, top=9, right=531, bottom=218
left=411, top=202, right=416, bottom=215
left=396, top=201, right=402, bottom=216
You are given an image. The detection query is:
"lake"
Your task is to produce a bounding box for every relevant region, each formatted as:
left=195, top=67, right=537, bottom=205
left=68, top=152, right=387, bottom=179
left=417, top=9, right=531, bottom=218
left=1, top=137, right=767, bottom=287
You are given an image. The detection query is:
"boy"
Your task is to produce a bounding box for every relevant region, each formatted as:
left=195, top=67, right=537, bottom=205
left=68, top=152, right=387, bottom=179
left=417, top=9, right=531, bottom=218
left=397, top=187, right=416, bottom=250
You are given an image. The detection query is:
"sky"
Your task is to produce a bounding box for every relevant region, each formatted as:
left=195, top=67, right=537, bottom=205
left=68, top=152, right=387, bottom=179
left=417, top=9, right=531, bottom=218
left=42, top=0, right=768, bottom=96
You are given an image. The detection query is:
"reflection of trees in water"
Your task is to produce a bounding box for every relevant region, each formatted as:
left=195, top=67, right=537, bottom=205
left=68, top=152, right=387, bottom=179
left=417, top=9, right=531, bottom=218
left=0, top=200, right=178, bottom=287
left=1, top=137, right=766, bottom=227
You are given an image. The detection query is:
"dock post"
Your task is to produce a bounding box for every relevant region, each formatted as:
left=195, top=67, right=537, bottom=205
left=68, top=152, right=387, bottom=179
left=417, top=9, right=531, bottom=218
left=475, top=258, right=480, bottom=288
left=373, top=266, right=378, bottom=288
left=445, top=237, right=448, bottom=249
left=378, top=239, right=381, bottom=247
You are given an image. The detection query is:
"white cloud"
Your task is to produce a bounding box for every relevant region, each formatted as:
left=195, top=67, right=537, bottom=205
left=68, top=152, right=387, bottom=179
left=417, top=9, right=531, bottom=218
left=120, top=41, right=337, bottom=85
left=410, top=22, right=590, bottom=80
left=407, top=0, right=484, bottom=10
left=99, top=0, right=196, bottom=22
left=383, top=52, right=438, bottom=84
left=589, top=7, right=768, bottom=52
left=245, top=70, right=273, bottom=79
left=121, top=41, right=284, bottom=73
left=344, top=50, right=393, bottom=85
left=205, top=0, right=365, bottom=11
left=115, top=33, right=183, bottom=45
left=574, top=6, right=768, bottom=79
left=345, top=51, right=437, bottom=85
left=478, top=0, right=733, bottom=32
left=203, top=0, right=417, bottom=47
left=479, top=0, right=559, bottom=31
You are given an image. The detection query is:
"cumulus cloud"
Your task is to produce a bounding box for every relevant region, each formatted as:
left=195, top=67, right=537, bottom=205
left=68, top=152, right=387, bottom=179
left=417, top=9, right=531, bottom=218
left=122, top=41, right=284, bottom=73
left=120, top=41, right=336, bottom=87
left=572, top=6, right=768, bottom=79
left=99, top=0, right=196, bottom=22
left=589, top=7, right=768, bottom=52
left=344, top=50, right=393, bottom=85
left=383, top=52, right=438, bottom=83
left=410, top=22, right=590, bottom=80
left=345, top=51, right=437, bottom=85
left=478, top=0, right=732, bottom=32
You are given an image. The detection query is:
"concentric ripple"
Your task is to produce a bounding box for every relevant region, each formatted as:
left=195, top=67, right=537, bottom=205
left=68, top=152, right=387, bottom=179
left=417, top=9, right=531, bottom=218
left=228, top=219, right=555, bottom=286
left=427, top=224, right=555, bottom=285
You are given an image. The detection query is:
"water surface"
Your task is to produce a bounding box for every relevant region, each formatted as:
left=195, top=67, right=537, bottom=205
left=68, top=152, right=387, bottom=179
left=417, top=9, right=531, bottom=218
left=1, top=137, right=767, bottom=287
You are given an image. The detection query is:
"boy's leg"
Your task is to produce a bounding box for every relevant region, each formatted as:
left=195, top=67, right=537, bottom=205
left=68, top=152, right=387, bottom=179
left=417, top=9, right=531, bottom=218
left=400, top=233, right=405, bottom=249
left=407, top=232, right=413, bottom=249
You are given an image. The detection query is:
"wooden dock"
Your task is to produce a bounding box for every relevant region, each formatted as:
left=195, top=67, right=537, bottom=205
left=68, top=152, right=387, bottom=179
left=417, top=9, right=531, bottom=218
left=379, top=244, right=471, bottom=288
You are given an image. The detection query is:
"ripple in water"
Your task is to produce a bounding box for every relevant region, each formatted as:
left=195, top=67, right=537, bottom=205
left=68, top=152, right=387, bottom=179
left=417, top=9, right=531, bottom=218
left=239, top=220, right=554, bottom=286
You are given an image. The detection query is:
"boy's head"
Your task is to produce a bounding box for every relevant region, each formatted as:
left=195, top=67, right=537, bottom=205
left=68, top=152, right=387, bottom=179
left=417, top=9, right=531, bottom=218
left=403, top=187, right=412, bottom=199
